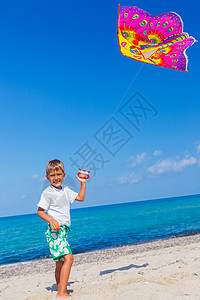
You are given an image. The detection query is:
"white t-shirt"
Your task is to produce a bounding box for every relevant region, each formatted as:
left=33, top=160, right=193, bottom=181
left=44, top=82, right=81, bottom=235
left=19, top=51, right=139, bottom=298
left=37, top=185, right=78, bottom=226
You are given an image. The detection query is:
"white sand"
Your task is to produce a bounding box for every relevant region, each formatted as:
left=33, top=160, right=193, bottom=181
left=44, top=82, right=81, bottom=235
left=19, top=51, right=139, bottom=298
left=0, top=235, right=200, bottom=300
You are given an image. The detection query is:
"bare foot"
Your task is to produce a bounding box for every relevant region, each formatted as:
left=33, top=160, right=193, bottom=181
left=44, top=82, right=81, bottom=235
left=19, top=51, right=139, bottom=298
left=56, top=292, right=71, bottom=299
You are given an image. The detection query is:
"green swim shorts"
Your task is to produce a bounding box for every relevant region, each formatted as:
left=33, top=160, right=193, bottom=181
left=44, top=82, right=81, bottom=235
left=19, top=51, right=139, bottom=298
left=45, top=223, right=72, bottom=261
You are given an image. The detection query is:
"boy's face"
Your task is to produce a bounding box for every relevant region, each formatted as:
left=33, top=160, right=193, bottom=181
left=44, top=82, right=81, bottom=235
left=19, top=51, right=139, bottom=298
left=46, top=169, right=66, bottom=189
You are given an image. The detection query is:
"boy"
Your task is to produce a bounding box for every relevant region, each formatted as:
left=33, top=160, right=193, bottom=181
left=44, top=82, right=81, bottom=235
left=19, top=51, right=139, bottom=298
left=37, top=159, right=86, bottom=299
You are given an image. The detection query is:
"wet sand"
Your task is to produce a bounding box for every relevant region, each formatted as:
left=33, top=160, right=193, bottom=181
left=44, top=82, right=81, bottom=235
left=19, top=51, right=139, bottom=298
left=0, top=234, right=200, bottom=299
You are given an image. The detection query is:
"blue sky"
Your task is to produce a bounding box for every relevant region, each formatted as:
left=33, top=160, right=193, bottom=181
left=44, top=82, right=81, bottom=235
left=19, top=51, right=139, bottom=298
left=0, top=0, right=199, bottom=217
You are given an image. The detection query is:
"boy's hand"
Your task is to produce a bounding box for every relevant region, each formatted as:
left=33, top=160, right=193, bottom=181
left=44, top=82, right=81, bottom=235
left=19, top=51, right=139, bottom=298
left=50, top=219, right=60, bottom=231
left=76, top=174, right=86, bottom=183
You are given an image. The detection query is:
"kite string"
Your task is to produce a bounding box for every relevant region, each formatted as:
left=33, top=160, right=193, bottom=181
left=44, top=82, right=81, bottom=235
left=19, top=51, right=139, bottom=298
left=90, top=63, right=144, bottom=151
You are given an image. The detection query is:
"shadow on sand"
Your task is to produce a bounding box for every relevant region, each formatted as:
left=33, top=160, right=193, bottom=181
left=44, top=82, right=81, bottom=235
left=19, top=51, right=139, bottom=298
left=46, top=281, right=78, bottom=292
left=99, top=263, right=148, bottom=276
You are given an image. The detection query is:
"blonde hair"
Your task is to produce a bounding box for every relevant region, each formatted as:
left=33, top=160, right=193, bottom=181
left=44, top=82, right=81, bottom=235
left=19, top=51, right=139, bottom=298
left=46, top=159, right=65, bottom=175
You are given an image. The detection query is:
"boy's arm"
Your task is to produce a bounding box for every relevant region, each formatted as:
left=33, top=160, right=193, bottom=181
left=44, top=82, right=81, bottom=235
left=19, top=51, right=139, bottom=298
left=37, top=207, right=60, bottom=230
left=75, top=181, right=86, bottom=202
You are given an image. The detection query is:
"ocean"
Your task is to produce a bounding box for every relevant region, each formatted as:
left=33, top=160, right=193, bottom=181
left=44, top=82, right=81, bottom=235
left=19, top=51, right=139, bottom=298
left=0, top=194, right=200, bottom=266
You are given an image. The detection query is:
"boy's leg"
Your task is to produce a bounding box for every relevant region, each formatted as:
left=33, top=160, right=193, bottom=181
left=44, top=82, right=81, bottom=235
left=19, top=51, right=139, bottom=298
left=56, top=254, right=74, bottom=299
left=55, top=261, right=64, bottom=290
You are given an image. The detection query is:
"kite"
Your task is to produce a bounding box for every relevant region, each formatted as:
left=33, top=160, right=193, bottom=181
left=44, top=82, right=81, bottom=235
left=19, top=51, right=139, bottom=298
left=117, top=5, right=196, bottom=71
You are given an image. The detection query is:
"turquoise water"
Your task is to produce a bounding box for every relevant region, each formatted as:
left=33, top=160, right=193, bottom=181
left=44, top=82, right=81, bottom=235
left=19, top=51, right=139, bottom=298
left=0, top=194, right=200, bottom=266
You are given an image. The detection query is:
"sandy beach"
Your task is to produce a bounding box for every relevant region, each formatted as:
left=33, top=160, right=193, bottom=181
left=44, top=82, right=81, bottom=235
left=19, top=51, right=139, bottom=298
left=0, top=234, right=200, bottom=300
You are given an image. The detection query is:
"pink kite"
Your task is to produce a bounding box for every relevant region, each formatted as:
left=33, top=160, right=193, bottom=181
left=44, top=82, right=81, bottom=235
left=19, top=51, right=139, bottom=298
left=117, top=5, right=196, bottom=71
